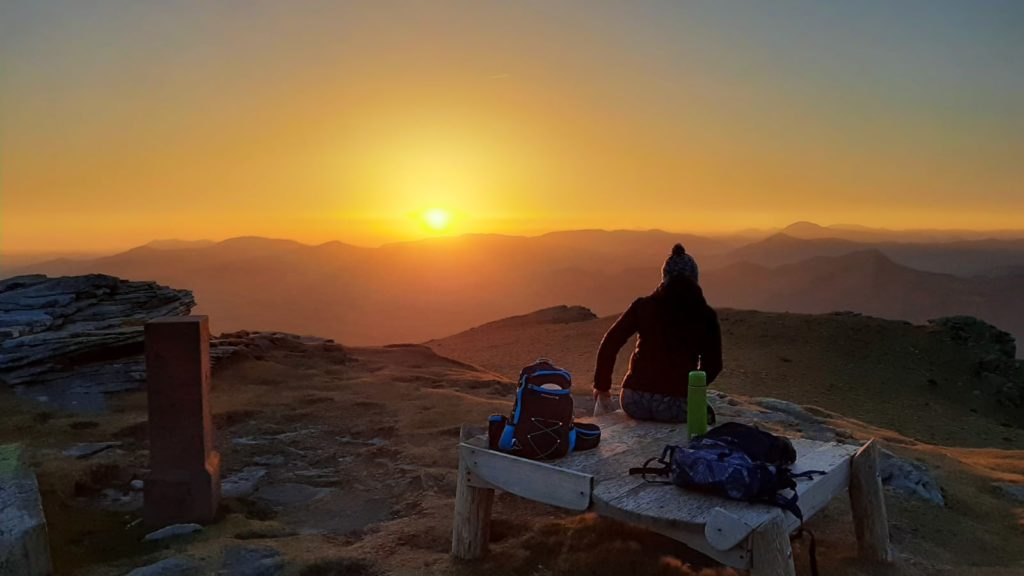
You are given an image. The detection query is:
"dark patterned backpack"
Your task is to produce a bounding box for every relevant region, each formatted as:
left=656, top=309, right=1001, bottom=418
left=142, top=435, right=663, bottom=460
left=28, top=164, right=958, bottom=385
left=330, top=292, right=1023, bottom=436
left=628, top=423, right=825, bottom=574
left=487, top=359, right=600, bottom=460
left=629, top=422, right=815, bottom=516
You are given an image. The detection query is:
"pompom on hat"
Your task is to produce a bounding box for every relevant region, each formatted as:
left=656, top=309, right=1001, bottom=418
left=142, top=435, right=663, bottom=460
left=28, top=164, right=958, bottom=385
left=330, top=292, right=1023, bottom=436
left=661, top=243, right=699, bottom=283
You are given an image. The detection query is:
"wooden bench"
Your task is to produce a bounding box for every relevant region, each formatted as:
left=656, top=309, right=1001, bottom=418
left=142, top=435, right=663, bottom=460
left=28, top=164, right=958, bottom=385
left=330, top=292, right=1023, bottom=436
left=452, top=411, right=891, bottom=575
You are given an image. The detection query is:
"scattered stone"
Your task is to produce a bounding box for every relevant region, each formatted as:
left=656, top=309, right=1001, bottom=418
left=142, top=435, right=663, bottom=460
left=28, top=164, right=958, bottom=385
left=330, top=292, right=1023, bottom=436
left=222, top=544, right=284, bottom=576
left=254, top=483, right=331, bottom=507
left=97, top=488, right=142, bottom=512
left=62, top=442, right=121, bottom=459
left=142, top=523, right=203, bottom=542
left=233, top=437, right=268, bottom=446
left=127, top=555, right=204, bottom=576
left=335, top=436, right=388, bottom=447
left=253, top=455, right=286, bottom=466
left=131, top=479, right=145, bottom=491
left=878, top=449, right=944, bottom=506
left=222, top=467, right=268, bottom=499
left=0, top=444, right=52, bottom=576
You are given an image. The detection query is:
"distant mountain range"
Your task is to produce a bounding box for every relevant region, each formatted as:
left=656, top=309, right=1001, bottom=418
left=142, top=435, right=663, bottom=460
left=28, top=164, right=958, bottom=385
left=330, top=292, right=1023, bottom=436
left=5, top=225, right=1024, bottom=347
left=773, top=221, right=1024, bottom=244
left=725, top=232, right=1024, bottom=276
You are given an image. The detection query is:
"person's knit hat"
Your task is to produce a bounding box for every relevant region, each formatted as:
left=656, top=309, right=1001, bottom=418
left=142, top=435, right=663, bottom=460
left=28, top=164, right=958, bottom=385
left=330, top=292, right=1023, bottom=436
left=662, top=243, right=699, bottom=283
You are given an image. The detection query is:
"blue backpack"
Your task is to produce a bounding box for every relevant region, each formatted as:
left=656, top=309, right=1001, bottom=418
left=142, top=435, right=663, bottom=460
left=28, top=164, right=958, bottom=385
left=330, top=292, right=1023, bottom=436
left=486, top=359, right=601, bottom=460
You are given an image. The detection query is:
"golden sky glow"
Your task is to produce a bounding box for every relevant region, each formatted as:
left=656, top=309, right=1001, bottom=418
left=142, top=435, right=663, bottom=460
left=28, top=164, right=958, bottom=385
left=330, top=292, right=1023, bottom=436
left=2, top=2, right=1023, bottom=253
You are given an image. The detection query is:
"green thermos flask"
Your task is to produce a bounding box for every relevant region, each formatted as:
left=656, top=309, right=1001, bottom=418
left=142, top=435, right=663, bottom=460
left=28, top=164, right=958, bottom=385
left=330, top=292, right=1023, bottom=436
left=687, top=356, right=708, bottom=438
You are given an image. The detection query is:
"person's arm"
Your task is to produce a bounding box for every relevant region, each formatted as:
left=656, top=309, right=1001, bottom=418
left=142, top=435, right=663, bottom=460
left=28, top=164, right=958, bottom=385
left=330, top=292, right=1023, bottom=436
left=703, top=309, right=724, bottom=383
left=594, top=300, right=640, bottom=393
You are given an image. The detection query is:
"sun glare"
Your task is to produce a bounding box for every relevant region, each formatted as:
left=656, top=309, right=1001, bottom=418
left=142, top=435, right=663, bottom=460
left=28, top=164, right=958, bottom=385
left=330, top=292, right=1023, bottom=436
left=423, top=208, right=451, bottom=232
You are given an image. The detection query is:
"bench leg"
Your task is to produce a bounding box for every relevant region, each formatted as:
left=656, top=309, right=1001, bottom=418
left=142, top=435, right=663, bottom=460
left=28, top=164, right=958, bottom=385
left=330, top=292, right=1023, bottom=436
left=849, top=439, right=892, bottom=562
left=451, top=436, right=494, bottom=559
left=749, top=512, right=795, bottom=576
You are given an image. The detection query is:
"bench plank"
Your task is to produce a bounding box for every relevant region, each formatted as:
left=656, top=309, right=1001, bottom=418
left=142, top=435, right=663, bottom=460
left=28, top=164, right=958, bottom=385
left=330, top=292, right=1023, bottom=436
left=459, top=444, right=593, bottom=511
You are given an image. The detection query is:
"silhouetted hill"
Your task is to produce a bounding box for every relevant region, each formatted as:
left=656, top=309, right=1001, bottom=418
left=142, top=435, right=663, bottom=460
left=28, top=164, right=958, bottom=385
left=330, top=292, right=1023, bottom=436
left=144, top=239, right=216, bottom=250
left=728, top=233, right=864, bottom=266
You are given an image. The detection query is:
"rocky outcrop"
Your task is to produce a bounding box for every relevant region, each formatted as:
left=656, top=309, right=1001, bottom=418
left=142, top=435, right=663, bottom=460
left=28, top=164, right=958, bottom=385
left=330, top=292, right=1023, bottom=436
left=878, top=449, right=945, bottom=506
left=0, top=276, right=347, bottom=410
left=929, top=316, right=1024, bottom=408
left=211, top=331, right=348, bottom=364
left=0, top=274, right=195, bottom=391
left=929, top=316, right=1016, bottom=363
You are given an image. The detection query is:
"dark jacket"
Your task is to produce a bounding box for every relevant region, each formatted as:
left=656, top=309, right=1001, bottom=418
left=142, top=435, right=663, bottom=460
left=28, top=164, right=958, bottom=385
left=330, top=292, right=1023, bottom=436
left=594, top=278, right=722, bottom=396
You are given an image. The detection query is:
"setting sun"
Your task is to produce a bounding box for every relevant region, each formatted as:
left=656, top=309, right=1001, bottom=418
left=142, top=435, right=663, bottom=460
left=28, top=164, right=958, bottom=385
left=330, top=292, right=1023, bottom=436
left=422, top=208, right=451, bottom=232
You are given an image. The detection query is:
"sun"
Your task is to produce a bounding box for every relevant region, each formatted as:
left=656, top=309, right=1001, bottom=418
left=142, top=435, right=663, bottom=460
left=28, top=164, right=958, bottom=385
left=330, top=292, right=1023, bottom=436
left=422, top=208, right=451, bottom=231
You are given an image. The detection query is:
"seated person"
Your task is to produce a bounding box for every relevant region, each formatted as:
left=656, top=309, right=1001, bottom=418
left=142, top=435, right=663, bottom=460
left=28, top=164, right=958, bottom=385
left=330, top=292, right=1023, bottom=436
left=592, top=244, right=722, bottom=422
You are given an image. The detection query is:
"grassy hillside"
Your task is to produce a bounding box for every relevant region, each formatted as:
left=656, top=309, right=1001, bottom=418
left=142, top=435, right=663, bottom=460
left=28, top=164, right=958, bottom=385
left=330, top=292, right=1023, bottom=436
left=428, top=306, right=1024, bottom=448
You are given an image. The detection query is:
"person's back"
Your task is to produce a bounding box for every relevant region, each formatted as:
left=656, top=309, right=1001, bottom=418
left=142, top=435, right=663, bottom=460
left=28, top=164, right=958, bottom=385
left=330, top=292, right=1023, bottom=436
left=593, top=244, right=722, bottom=422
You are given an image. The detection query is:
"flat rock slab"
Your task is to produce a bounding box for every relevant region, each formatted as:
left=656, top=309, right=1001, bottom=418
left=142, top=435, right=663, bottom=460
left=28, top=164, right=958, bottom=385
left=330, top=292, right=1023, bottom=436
left=222, top=545, right=284, bottom=576
left=127, top=556, right=205, bottom=576
left=143, top=523, right=203, bottom=542
left=63, top=442, right=122, bottom=459
left=254, top=483, right=331, bottom=508
left=222, top=467, right=268, bottom=499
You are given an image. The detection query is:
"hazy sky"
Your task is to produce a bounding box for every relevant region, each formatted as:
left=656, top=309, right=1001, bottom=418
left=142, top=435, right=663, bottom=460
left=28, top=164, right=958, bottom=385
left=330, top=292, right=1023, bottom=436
left=2, top=1, right=1022, bottom=252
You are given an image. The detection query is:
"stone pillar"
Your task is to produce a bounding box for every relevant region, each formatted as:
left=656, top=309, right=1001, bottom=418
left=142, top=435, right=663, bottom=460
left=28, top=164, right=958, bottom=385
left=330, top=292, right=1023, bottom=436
left=143, top=316, right=220, bottom=527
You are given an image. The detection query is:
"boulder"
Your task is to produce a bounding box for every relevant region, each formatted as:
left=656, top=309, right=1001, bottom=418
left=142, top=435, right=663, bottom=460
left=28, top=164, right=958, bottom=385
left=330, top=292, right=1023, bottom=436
left=878, top=448, right=945, bottom=506
left=0, top=444, right=52, bottom=576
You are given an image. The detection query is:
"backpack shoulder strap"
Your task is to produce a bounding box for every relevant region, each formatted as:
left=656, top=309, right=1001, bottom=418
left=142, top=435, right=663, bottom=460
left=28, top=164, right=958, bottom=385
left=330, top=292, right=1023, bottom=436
left=628, top=446, right=676, bottom=483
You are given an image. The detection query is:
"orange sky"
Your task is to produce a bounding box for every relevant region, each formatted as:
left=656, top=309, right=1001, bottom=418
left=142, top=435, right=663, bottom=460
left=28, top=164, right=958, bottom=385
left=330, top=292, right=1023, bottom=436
left=2, top=2, right=1022, bottom=253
